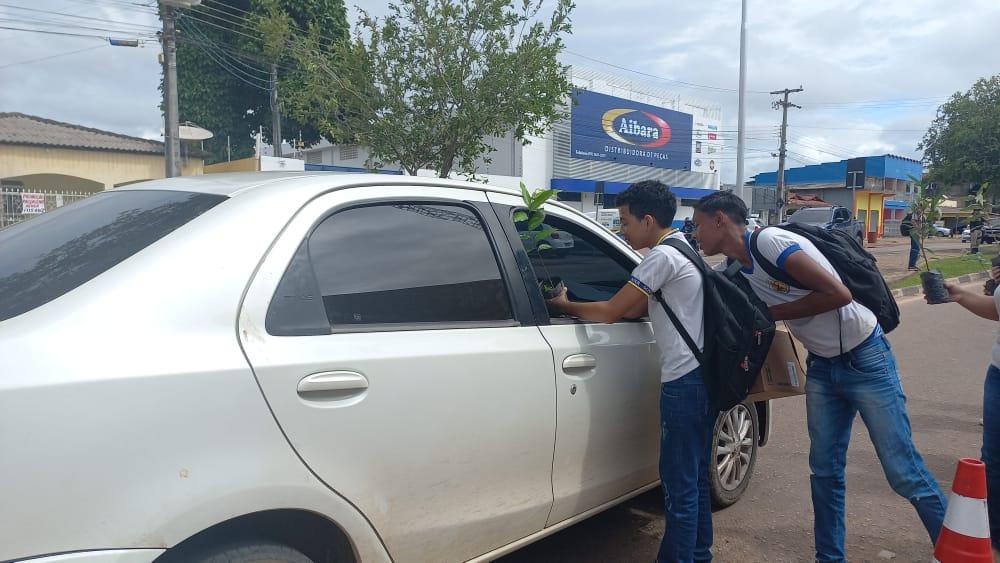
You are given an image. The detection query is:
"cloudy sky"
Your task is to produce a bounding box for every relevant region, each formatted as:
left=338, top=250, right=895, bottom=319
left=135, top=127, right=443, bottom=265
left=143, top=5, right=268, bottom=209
left=2, top=0, right=999, bottom=183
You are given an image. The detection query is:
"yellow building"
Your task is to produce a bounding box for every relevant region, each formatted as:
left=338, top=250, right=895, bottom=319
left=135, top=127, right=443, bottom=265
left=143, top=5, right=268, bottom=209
left=0, top=112, right=203, bottom=193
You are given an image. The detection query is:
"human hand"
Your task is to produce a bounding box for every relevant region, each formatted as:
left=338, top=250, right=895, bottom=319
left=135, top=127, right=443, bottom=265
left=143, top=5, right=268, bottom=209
left=546, top=284, right=570, bottom=309
left=940, top=281, right=964, bottom=304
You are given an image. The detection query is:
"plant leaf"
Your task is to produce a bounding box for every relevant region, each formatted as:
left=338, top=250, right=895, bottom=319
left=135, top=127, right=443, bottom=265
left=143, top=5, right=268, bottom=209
left=520, top=182, right=532, bottom=206
left=513, top=210, right=529, bottom=223
left=528, top=213, right=545, bottom=230
left=534, top=227, right=557, bottom=241
left=537, top=243, right=553, bottom=251
left=531, top=189, right=557, bottom=208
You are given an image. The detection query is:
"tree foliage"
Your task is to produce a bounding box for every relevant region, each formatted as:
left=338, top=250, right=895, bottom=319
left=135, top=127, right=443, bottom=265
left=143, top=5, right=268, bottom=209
left=261, top=0, right=575, bottom=176
left=171, top=0, right=348, bottom=163
left=919, top=75, right=1000, bottom=193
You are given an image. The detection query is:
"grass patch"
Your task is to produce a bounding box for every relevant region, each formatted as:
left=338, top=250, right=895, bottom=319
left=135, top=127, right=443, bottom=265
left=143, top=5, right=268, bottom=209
left=889, top=247, right=998, bottom=289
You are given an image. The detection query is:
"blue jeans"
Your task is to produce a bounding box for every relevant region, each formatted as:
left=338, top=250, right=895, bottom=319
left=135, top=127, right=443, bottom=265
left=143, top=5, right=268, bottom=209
left=658, top=367, right=714, bottom=563
left=806, top=331, right=947, bottom=562
left=908, top=236, right=919, bottom=269
left=981, top=365, right=1000, bottom=549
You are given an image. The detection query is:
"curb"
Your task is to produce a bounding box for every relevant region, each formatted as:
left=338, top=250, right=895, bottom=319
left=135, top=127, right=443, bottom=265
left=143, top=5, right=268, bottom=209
left=891, top=271, right=990, bottom=299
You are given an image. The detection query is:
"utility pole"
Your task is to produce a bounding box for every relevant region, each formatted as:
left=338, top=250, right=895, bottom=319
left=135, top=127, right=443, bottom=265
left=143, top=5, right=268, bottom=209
left=159, top=0, right=200, bottom=178
left=771, top=86, right=803, bottom=219
left=735, top=0, right=749, bottom=205
left=270, top=63, right=282, bottom=158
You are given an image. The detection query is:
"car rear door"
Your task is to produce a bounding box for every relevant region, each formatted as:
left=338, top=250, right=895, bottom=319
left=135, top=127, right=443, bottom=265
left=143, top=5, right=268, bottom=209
left=238, top=185, right=556, bottom=563
left=487, top=192, right=661, bottom=526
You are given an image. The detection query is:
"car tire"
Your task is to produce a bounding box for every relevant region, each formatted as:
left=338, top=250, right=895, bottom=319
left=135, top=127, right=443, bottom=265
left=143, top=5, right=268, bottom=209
left=181, top=541, right=313, bottom=563
left=709, top=402, right=759, bottom=509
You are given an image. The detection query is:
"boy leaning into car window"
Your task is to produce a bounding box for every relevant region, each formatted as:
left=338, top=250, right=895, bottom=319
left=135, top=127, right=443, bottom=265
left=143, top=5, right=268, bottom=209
left=546, top=180, right=712, bottom=563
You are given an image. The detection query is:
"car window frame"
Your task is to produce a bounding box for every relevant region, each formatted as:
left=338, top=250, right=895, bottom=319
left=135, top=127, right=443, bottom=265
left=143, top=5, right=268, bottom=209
left=490, top=201, right=643, bottom=326
left=264, top=193, right=535, bottom=336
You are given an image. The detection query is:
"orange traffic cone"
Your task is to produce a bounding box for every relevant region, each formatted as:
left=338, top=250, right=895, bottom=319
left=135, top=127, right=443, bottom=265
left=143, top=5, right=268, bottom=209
left=934, top=458, right=992, bottom=562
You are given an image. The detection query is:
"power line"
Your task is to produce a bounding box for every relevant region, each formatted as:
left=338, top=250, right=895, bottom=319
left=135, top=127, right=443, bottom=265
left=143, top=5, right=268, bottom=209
left=0, top=41, right=106, bottom=69
left=0, top=24, right=127, bottom=39
left=0, top=3, right=160, bottom=30
left=564, top=49, right=772, bottom=95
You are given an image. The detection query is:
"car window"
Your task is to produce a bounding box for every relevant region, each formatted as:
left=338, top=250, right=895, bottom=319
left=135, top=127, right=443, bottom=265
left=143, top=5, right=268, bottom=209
left=833, top=208, right=850, bottom=222
left=788, top=208, right=832, bottom=224
left=266, top=202, right=513, bottom=335
left=515, top=212, right=633, bottom=315
left=0, top=190, right=225, bottom=322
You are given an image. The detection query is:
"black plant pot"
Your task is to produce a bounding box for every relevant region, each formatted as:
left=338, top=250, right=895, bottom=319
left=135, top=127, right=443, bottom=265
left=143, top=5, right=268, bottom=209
left=921, top=270, right=950, bottom=304
left=541, top=277, right=565, bottom=300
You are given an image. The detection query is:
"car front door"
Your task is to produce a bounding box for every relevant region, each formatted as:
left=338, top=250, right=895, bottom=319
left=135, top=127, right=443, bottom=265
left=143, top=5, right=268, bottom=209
left=487, top=192, right=661, bottom=526
left=238, top=185, right=556, bottom=563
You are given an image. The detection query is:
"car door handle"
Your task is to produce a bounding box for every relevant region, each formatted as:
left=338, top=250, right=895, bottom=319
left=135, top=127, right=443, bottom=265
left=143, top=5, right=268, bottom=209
left=297, top=371, right=369, bottom=399
left=562, top=354, right=597, bottom=371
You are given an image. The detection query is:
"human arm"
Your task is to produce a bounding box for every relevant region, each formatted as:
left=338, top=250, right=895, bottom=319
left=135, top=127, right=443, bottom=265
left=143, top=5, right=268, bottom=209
left=942, top=267, right=1000, bottom=321
left=767, top=250, right=853, bottom=321
left=546, top=282, right=648, bottom=323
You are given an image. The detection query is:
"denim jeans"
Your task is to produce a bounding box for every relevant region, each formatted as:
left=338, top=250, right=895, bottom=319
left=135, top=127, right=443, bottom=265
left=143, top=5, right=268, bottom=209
left=805, top=331, right=947, bottom=562
left=981, top=364, right=1000, bottom=549
left=908, top=236, right=920, bottom=269
left=658, top=367, right=714, bottom=563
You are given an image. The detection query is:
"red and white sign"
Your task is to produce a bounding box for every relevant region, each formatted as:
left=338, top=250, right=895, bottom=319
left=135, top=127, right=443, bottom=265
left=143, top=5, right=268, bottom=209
left=21, top=193, right=46, bottom=214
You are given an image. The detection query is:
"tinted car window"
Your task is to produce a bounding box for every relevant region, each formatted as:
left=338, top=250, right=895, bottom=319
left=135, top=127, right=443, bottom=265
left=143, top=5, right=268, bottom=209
left=788, top=208, right=833, bottom=224
left=0, top=190, right=225, bottom=322
left=516, top=213, right=632, bottom=307
left=268, top=203, right=512, bottom=334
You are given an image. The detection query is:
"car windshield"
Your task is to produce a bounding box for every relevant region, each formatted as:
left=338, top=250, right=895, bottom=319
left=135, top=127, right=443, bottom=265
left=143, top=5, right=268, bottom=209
left=0, top=190, right=226, bottom=322
left=788, top=208, right=833, bottom=224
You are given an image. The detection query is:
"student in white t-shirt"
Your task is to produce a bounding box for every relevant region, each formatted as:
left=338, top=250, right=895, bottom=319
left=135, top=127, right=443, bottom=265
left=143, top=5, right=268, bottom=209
left=691, top=191, right=946, bottom=563
left=546, top=180, right=711, bottom=563
left=939, top=272, right=1000, bottom=554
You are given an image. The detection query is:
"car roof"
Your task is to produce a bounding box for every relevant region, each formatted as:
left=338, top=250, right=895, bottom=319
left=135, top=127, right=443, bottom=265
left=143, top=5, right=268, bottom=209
left=115, top=171, right=524, bottom=200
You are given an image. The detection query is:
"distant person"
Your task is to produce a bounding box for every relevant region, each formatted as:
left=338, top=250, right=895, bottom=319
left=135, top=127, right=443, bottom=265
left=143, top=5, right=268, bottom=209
left=681, top=217, right=699, bottom=252
left=901, top=213, right=919, bottom=271
left=971, top=215, right=985, bottom=254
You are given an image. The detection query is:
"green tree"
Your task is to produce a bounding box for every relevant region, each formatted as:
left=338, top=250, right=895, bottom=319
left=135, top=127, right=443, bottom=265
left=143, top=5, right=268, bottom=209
left=171, top=0, right=348, bottom=163
left=919, top=75, right=1000, bottom=193
left=260, top=0, right=574, bottom=176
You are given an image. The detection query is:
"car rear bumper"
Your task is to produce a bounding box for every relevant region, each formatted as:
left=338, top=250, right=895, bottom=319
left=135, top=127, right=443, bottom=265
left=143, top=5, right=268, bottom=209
left=10, top=550, right=165, bottom=563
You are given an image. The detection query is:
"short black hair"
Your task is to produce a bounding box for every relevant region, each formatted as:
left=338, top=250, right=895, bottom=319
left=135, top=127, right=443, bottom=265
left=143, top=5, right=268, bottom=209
left=694, top=190, right=748, bottom=225
left=616, top=180, right=677, bottom=228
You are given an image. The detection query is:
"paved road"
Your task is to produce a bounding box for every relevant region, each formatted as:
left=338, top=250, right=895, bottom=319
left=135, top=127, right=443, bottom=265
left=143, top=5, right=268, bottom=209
left=499, top=290, right=996, bottom=562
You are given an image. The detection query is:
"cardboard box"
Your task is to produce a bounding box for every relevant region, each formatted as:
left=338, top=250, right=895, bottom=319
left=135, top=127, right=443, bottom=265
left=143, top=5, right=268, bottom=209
left=746, top=326, right=807, bottom=402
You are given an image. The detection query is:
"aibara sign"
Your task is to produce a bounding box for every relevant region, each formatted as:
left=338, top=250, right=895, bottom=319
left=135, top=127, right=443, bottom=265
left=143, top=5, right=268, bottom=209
left=570, top=89, right=694, bottom=171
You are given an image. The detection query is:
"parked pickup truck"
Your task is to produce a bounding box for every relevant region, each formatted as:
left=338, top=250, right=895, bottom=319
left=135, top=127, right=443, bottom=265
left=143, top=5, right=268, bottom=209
left=787, top=206, right=866, bottom=246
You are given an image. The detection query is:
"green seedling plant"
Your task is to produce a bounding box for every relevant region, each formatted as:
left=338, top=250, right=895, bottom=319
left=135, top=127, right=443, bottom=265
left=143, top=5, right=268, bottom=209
left=514, top=182, right=561, bottom=295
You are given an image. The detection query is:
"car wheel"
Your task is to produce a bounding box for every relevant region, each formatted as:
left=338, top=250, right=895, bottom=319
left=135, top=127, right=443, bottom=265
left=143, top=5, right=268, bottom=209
left=179, top=541, right=313, bottom=563
left=709, top=403, right=759, bottom=509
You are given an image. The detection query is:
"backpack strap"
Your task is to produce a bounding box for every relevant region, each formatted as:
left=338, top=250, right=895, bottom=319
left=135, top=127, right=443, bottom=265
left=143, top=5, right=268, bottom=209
left=652, top=238, right=706, bottom=365
left=748, top=227, right=808, bottom=290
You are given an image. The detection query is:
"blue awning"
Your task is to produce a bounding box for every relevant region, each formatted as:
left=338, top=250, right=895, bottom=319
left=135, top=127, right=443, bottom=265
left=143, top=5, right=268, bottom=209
left=885, top=200, right=910, bottom=209
left=550, top=177, right=717, bottom=199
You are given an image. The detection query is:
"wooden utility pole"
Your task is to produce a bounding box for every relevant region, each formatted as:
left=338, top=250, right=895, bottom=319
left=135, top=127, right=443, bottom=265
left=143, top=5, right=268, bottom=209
left=771, top=87, right=803, bottom=219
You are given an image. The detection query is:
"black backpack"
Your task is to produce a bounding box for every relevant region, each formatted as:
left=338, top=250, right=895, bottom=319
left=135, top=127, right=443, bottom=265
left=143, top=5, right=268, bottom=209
left=749, top=225, right=900, bottom=333
left=653, top=239, right=776, bottom=413
left=899, top=219, right=912, bottom=237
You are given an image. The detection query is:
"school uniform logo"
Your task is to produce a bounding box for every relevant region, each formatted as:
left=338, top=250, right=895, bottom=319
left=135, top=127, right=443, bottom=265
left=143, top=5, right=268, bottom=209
left=768, top=279, right=791, bottom=294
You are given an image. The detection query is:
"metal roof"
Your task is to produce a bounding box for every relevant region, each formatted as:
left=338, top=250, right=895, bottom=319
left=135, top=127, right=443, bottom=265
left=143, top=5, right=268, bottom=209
left=0, top=112, right=164, bottom=155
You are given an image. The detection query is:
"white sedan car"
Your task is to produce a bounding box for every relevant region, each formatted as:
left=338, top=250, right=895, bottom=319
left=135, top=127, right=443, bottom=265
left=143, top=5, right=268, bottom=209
left=0, top=173, right=770, bottom=563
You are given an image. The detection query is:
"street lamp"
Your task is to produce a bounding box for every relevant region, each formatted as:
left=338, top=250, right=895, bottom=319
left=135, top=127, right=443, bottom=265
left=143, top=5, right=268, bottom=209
left=735, top=0, right=748, bottom=204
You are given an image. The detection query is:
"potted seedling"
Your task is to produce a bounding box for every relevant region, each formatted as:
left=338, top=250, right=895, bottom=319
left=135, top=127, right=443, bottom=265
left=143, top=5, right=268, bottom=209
left=911, top=176, right=950, bottom=304
left=514, top=182, right=563, bottom=299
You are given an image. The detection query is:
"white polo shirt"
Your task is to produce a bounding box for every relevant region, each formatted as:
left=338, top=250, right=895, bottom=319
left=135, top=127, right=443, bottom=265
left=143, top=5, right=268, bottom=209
left=628, top=232, right=705, bottom=382
left=739, top=228, right=877, bottom=358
